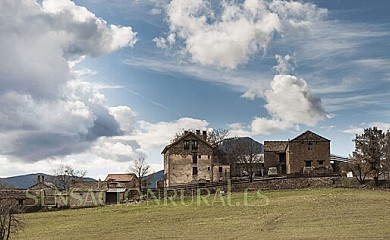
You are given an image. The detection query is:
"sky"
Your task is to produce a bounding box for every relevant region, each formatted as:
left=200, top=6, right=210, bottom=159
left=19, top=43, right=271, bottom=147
left=1, top=0, right=390, bottom=180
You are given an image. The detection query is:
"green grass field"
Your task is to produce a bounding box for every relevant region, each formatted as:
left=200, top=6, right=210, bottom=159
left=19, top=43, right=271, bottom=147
left=18, top=188, right=390, bottom=239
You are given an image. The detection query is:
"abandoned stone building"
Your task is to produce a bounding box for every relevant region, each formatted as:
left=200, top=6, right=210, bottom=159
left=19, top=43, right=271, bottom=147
left=264, top=130, right=332, bottom=176
left=162, top=130, right=230, bottom=187
left=104, top=173, right=139, bottom=203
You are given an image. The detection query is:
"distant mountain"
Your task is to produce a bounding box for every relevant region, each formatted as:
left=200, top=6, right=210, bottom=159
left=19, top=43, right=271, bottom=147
left=145, top=170, right=164, bottom=188
left=219, top=137, right=264, bottom=154
left=0, top=173, right=96, bottom=189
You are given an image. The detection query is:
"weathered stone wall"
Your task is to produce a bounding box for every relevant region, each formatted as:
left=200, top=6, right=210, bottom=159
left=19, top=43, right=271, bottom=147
left=212, top=165, right=230, bottom=182
left=288, top=140, right=330, bottom=174
left=231, top=177, right=338, bottom=192
left=165, top=134, right=214, bottom=187
left=167, top=153, right=212, bottom=186
left=68, top=190, right=106, bottom=208
left=264, top=151, right=280, bottom=172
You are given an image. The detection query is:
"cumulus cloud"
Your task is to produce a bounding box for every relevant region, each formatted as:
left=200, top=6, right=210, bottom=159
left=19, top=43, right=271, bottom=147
left=131, top=117, right=210, bottom=150
left=247, top=53, right=329, bottom=135
left=251, top=74, right=328, bottom=135
left=0, top=0, right=137, bottom=162
left=156, top=0, right=326, bottom=69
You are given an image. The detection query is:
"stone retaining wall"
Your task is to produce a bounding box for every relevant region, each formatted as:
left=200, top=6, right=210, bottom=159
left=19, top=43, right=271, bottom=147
left=231, top=177, right=338, bottom=192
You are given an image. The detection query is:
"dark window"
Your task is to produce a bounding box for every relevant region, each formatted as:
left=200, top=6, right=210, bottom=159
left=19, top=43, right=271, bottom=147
left=208, top=155, right=210, bottom=159
left=192, top=167, right=198, bottom=175
left=318, top=160, right=325, bottom=166
left=192, top=140, right=198, bottom=150
left=198, top=155, right=201, bottom=159
left=18, top=199, right=23, bottom=206
left=305, top=160, right=312, bottom=167
left=184, top=140, right=190, bottom=150
left=308, top=142, right=313, bottom=150
left=192, top=152, right=197, bottom=164
left=207, top=167, right=210, bottom=171
left=219, top=167, right=223, bottom=173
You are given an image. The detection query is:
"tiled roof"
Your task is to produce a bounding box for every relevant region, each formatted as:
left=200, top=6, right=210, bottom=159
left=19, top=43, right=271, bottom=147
left=264, top=141, right=288, bottom=152
left=104, top=173, right=136, bottom=182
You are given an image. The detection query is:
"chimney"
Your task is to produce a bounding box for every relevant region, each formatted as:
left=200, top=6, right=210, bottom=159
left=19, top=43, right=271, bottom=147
left=37, top=175, right=41, bottom=183
left=41, top=175, right=45, bottom=183
left=184, top=130, right=189, bottom=135
left=196, top=130, right=201, bottom=135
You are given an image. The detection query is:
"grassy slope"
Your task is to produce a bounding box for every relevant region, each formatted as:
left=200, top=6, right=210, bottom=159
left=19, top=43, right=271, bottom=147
left=18, top=188, right=390, bottom=240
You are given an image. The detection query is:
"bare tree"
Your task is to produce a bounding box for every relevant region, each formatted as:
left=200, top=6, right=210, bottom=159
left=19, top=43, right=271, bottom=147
left=0, top=200, right=23, bottom=240
left=348, top=153, right=370, bottom=184
left=223, top=137, right=263, bottom=182
left=207, top=129, right=229, bottom=147
left=129, top=157, right=151, bottom=190
left=51, top=165, right=87, bottom=191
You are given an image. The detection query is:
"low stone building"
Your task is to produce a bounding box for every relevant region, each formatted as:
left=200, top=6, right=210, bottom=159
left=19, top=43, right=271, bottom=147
left=162, top=130, right=230, bottom=187
left=264, top=130, right=332, bottom=176
left=104, top=174, right=139, bottom=203
left=104, top=173, right=139, bottom=189
left=68, top=181, right=107, bottom=208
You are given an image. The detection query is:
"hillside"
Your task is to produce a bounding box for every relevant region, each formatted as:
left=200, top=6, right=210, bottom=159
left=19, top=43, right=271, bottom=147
left=18, top=188, right=390, bottom=240
left=146, top=170, right=164, bottom=188
left=220, top=137, right=264, bottom=154
left=0, top=173, right=95, bottom=189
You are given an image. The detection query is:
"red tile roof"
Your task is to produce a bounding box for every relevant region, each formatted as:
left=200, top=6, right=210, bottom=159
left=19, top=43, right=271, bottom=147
left=104, top=173, right=137, bottom=182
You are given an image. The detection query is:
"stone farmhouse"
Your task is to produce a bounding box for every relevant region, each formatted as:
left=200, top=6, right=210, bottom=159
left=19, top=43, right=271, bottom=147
left=162, top=130, right=230, bottom=187
left=162, top=130, right=333, bottom=187
left=264, top=130, right=332, bottom=176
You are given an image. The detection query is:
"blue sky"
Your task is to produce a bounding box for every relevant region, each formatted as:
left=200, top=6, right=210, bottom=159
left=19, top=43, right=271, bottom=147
left=1, top=0, right=390, bottom=179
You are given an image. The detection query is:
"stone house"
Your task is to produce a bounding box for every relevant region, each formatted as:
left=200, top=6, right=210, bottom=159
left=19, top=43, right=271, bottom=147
left=104, top=174, right=139, bottom=203
left=162, top=130, right=230, bottom=187
left=264, top=130, right=332, bottom=176
left=28, top=175, right=57, bottom=207
left=68, top=181, right=107, bottom=207
left=0, top=189, right=27, bottom=207
left=104, top=173, right=139, bottom=189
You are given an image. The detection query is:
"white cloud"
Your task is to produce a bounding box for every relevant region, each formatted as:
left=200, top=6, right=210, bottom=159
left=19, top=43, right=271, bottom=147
left=131, top=117, right=210, bottom=149
left=249, top=64, right=328, bottom=134
left=0, top=0, right=137, bottom=162
left=157, top=0, right=326, bottom=69
left=251, top=117, right=294, bottom=135
left=264, top=74, right=328, bottom=126
left=109, top=106, right=137, bottom=133
left=369, top=122, right=390, bottom=131
left=273, top=54, right=295, bottom=74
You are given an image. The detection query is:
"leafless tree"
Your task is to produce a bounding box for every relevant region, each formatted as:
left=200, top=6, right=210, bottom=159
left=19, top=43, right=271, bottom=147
left=51, top=165, right=87, bottom=191
left=207, top=129, right=229, bottom=147
left=0, top=200, right=23, bottom=240
left=224, top=137, right=263, bottom=182
left=170, top=129, right=229, bottom=146
left=348, top=153, right=370, bottom=184
left=129, top=157, right=151, bottom=190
